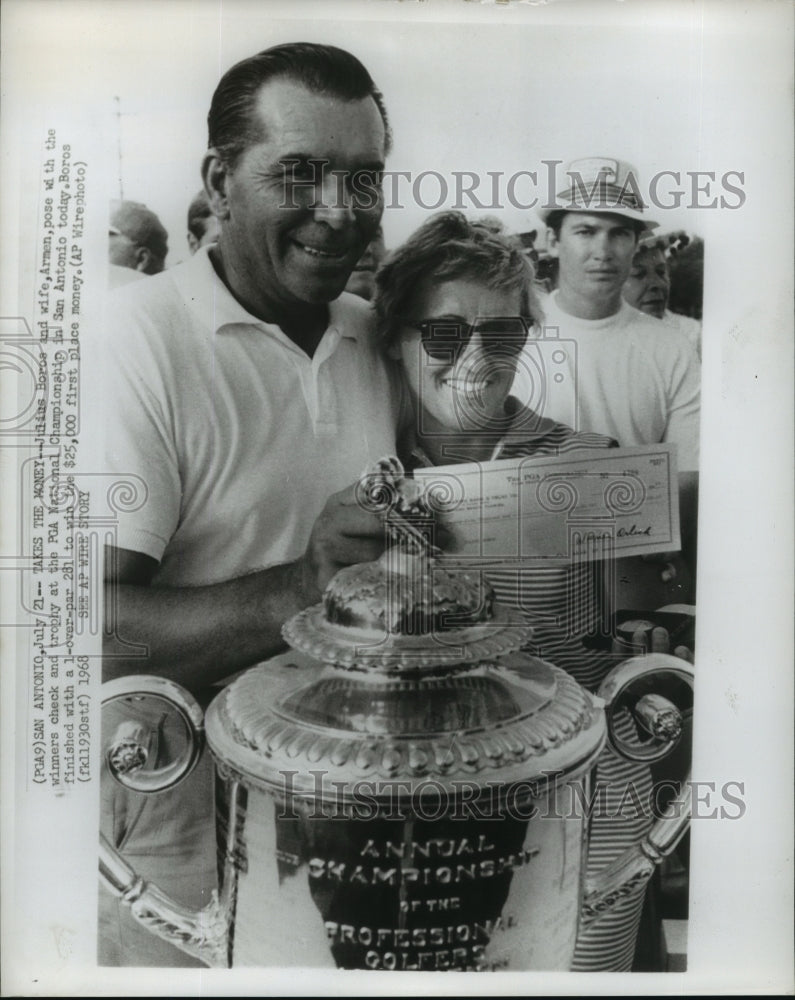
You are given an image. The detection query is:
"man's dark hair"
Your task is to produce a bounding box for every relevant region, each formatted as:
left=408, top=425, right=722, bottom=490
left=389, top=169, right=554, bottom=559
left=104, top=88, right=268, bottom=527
left=545, top=209, right=645, bottom=239
left=187, top=189, right=213, bottom=241
left=208, top=42, right=392, bottom=167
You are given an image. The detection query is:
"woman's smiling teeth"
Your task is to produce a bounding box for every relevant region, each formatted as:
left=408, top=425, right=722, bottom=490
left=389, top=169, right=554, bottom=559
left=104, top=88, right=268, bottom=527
left=440, top=375, right=492, bottom=392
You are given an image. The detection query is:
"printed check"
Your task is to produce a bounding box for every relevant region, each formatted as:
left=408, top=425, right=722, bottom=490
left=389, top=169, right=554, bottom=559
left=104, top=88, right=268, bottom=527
left=412, top=445, right=680, bottom=563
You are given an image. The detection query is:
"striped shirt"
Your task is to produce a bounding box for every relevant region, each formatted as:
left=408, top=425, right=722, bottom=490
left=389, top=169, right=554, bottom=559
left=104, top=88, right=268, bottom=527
left=405, top=410, right=653, bottom=971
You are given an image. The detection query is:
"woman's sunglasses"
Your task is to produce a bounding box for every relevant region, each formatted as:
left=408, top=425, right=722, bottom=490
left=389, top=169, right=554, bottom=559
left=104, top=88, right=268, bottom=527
left=404, top=316, right=529, bottom=363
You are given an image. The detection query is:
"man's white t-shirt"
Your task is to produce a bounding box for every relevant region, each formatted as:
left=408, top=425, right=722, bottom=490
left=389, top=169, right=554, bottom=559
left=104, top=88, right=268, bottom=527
left=96, top=247, right=401, bottom=586
left=511, top=292, right=701, bottom=471
left=662, top=307, right=702, bottom=360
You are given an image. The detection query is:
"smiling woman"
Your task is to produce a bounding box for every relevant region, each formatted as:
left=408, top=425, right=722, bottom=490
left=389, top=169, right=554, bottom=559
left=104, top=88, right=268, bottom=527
left=373, top=212, right=657, bottom=971
left=394, top=283, right=529, bottom=455
left=375, top=212, right=540, bottom=463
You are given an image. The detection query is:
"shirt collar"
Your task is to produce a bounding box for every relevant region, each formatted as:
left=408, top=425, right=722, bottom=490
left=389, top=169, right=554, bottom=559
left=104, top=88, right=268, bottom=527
left=547, top=288, right=632, bottom=326
left=171, top=246, right=362, bottom=346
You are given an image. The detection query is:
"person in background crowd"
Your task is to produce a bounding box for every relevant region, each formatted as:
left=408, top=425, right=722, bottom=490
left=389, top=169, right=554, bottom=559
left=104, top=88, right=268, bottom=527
left=108, top=199, right=169, bottom=285
left=623, top=236, right=702, bottom=359
left=97, top=41, right=398, bottom=967
left=186, top=188, right=221, bottom=253
left=622, top=239, right=670, bottom=319
left=343, top=224, right=386, bottom=300
left=517, top=229, right=558, bottom=295
left=511, top=156, right=701, bottom=609
left=668, top=237, right=704, bottom=320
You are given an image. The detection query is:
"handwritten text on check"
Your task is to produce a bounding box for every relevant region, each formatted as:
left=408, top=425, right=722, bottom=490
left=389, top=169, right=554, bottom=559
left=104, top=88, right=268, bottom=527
left=412, top=445, right=680, bottom=562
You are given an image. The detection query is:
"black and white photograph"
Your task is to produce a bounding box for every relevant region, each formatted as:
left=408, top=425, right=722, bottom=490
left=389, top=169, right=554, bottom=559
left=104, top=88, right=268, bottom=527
left=1, top=0, right=792, bottom=995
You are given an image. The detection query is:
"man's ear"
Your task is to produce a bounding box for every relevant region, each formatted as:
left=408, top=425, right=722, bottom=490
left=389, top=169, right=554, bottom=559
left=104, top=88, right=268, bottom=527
left=202, top=149, right=231, bottom=221
left=386, top=338, right=402, bottom=360
left=134, top=246, right=153, bottom=273
left=546, top=226, right=560, bottom=258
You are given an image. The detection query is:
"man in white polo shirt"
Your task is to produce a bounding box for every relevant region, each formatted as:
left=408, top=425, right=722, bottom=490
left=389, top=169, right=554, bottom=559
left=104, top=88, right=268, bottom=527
left=97, top=42, right=400, bottom=966
left=103, top=43, right=398, bottom=688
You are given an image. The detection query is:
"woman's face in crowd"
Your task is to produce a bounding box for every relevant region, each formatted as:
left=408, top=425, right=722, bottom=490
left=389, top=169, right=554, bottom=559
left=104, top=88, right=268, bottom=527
left=623, top=247, right=670, bottom=318
left=394, top=277, right=524, bottom=435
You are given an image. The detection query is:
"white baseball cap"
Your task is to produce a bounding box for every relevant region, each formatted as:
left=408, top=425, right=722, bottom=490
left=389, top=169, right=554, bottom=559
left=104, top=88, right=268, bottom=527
left=539, top=156, right=659, bottom=231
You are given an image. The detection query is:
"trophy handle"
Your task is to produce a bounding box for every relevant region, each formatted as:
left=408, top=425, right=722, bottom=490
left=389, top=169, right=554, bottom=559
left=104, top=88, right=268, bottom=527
left=99, top=675, right=229, bottom=966
left=581, top=653, right=695, bottom=926
left=103, top=674, right=205, bottom=791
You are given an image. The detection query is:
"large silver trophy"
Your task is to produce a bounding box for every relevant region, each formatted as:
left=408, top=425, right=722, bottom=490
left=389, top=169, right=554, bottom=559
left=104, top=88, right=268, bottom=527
left=99, top=461, right=693, bottom=970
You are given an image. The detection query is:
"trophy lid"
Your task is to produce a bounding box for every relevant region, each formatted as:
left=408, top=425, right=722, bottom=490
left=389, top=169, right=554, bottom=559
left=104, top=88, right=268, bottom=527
left=283, top=549, right=534, bottom=674
left=282, top=601, right=534, bottom=674
left=205, top=650, right=605, bottom=805
left=206, top=552, right=605, bottom=805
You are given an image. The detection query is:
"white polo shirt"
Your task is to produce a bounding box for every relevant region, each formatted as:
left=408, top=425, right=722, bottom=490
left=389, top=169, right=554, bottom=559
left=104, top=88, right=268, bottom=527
left=511, top=292, right=701, bottom=471
left=99, top=248, right=401, bottom=586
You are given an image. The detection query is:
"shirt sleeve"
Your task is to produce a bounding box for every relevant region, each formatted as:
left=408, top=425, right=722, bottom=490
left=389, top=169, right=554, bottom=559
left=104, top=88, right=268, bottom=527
left=662, top=341, right=701, bottom=472
left=97, top=303, right=181, bottom=563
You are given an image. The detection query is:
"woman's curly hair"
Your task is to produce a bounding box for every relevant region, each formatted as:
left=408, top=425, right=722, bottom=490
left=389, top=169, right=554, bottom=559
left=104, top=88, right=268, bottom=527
left=374, top=211, right=542, bottom=348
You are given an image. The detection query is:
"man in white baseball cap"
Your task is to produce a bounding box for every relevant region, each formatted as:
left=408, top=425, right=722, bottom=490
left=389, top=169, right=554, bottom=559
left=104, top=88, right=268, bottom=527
left=512, top=156, right=700, bottom=471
